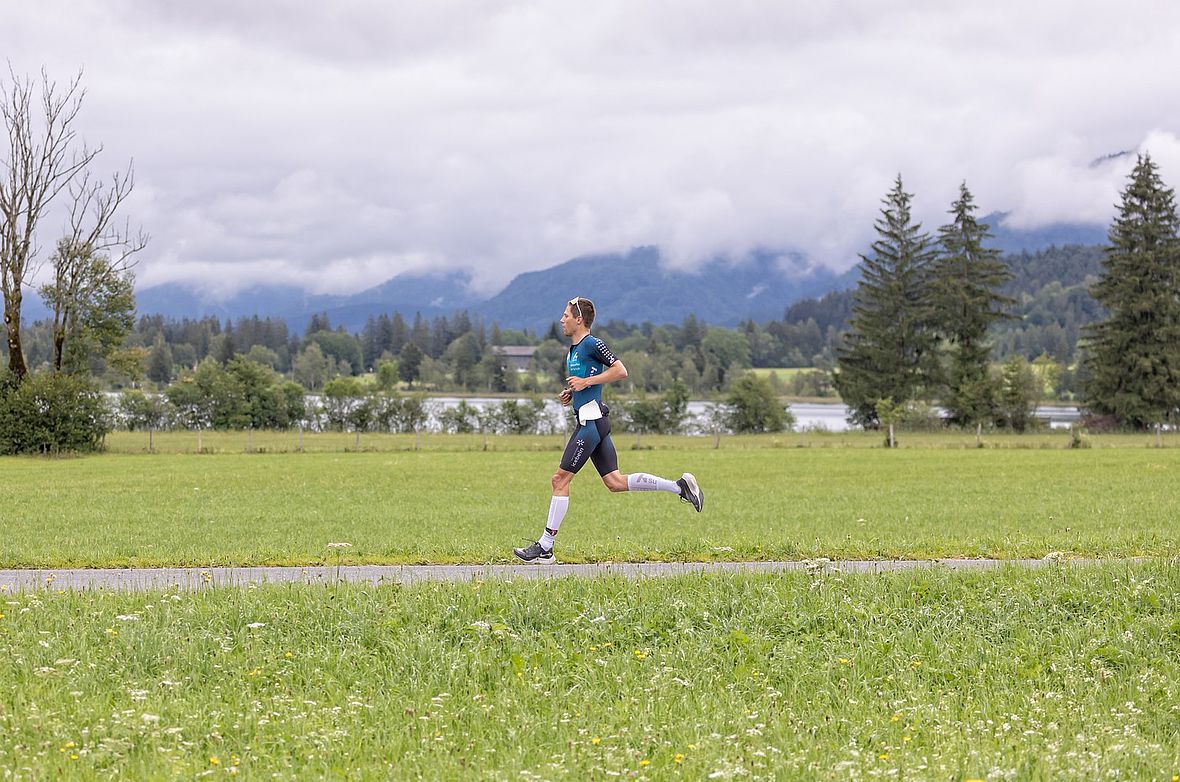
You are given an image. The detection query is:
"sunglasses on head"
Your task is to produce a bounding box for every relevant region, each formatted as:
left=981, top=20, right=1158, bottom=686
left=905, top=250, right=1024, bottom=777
left=569, top=297, right=584, bottom=320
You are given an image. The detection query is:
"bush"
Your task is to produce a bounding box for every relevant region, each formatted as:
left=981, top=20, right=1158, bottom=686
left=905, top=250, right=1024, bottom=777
left=726, top=373, right=794, bottom=433
left=0, top=371, right=109, bottom=454
left=119, top=389, right=169, bottom=431
left=439, top=400, right=480, bottom=434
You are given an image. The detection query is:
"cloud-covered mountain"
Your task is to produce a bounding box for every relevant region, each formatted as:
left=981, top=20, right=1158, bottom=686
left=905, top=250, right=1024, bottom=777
left=18, top=217, right=1108, bottom=332
left=475, top=247, right=852, bottom=332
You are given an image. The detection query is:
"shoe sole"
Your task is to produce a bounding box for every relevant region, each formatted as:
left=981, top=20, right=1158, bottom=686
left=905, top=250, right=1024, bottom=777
left=681, top=472, right=704, bottom=512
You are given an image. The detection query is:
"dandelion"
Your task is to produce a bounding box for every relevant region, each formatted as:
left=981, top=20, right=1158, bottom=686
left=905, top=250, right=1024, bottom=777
left=639, top=760, right=650, bottom=768
left=284, top=651, right=294, bottom=659
left=839, top=658, right=850, bottom=665
left=674, top=754, right=684, bottom=764
left=591, top=737, right=602, bottom=746
left=890, top=713, right=901, bottom=723
left=879, top=752, right=890, bottom=761
left=210, top=756, right=221, bottom=766
left=634, top=650, right=648, bottom=660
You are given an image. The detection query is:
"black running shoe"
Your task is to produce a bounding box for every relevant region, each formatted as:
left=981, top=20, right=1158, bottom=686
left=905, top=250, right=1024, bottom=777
left=677, top=472, right=704, bottom=512
left=513, top=541, right=556, bottom=563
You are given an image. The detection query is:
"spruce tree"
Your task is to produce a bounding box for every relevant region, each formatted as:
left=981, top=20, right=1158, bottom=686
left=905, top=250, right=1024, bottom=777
left=835, top=176, right=939, bottom=427
left=931, top=182, right=1014, bottom=433
left=1083, top=154, right=1180, bottom=430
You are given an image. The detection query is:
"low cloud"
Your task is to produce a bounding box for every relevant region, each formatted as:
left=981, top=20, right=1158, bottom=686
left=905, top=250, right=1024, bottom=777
left=4, top=1, right=1180, bottom=298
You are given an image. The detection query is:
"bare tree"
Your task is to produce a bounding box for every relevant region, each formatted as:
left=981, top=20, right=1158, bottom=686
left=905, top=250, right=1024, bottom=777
left=41, top=165, right=147, bottom=372
left=1, top=67, right=142, bottom=382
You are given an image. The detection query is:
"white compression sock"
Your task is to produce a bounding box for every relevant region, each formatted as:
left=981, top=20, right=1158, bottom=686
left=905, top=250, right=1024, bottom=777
left=626, top=473, right=681, bottom=493
left=538, top=496, right=569, bottom=550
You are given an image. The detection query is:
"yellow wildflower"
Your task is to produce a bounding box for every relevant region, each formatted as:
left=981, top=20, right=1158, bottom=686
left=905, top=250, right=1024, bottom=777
left=639, top=759, right=650, bottom=767
left=879, top=752, right=890, bottom=761
left=591, top=737, right=601, bottom=746
left=210, top=756, right=221, bottom=765
left=903, top=736, right=911, bottom=743
left=674, top=753, right=684, bottom=764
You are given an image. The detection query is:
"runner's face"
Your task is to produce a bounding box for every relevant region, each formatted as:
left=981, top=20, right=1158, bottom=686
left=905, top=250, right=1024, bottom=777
left=561, top=305, right=580, bottom=336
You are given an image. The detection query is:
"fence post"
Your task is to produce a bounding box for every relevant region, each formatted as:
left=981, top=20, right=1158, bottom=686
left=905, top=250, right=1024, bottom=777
left=298, top=424, right=304, bottom=453
left=149, top=427, right=154, bottom=453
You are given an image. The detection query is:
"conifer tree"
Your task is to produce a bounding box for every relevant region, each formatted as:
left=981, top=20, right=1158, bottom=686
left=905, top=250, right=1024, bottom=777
left=835, top=176, right=939, bottom=428
left=931, top=182, right=1014, bottom=434
left=1083, top=154, right=1180, bottom=430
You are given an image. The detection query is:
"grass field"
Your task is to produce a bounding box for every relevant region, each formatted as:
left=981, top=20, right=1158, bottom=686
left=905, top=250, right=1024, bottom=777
left=1, top=564, right=1177, bottom=780
left=1, top=433, right=1179, bottom=568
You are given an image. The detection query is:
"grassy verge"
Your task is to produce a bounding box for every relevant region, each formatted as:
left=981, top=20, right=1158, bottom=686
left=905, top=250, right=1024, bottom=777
left=2, top=444, right=1179, bottom=567
left=1, top=564, right=1177, bottom=780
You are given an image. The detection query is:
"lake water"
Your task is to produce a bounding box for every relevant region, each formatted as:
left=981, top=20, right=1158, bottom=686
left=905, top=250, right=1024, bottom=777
left=429, top=398, right=1082, bottom=433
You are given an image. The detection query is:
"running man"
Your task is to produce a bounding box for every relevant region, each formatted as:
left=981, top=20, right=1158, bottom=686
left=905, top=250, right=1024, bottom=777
left=513, top=296, right=703, bottom=563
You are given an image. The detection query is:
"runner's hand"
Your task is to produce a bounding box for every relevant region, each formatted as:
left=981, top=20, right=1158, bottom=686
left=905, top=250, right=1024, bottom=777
left=566, top=376, right=591, bottom=392
left=559, top=387, right=572, bottom=406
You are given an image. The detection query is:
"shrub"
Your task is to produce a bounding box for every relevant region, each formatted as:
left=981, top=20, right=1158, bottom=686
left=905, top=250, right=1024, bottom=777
left=726, top=373, right=794, bottom=433
left=119, top=389, right=169, bottom=431
left=0, top=371, right=109, bottom=454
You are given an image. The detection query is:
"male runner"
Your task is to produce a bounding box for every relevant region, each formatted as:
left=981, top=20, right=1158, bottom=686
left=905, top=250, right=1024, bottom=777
left=513, top=296, right=704, bottom=563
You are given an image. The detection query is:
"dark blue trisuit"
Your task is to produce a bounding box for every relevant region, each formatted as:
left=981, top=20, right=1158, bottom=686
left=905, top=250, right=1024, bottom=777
left=559, top=334, right=620, bottom=476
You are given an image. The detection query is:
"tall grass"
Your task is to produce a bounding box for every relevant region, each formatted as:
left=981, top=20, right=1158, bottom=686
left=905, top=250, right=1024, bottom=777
left=1, top=564, right=1177, bottom=779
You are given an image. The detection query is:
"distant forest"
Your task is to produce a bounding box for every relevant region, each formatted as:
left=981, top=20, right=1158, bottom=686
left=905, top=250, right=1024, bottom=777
left=13, top=243, right=1105, bottom=397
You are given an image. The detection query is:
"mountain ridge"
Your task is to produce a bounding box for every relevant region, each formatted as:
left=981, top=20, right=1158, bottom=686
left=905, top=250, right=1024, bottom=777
left=21, top=216, right=1107, bottom=330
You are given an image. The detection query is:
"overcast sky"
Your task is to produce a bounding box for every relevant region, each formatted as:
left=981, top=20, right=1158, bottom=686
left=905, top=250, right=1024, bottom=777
left=5, top=1, right=1180, bottom=297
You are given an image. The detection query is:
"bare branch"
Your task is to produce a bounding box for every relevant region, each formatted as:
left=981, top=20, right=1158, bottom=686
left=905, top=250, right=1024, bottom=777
left=1, top=65, right=140, bottom=380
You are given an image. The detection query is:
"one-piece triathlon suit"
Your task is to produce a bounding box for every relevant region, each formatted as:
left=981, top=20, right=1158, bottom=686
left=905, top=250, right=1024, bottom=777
left=559, top=334, right=619, bottom=476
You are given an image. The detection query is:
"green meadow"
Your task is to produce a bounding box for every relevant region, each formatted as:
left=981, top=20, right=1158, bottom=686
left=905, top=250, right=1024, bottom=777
left=1, top=432, right=1178, bottom=568
left=1, top=564, right=1178, bottom=780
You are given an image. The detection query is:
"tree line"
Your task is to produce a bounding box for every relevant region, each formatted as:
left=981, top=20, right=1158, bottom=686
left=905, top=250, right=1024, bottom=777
left=835, top=156, right=1180, bottom=439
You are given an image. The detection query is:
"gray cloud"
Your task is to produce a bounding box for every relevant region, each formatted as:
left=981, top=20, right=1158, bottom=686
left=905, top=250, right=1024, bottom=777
left=5, top=1, right=1180, bottom=297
